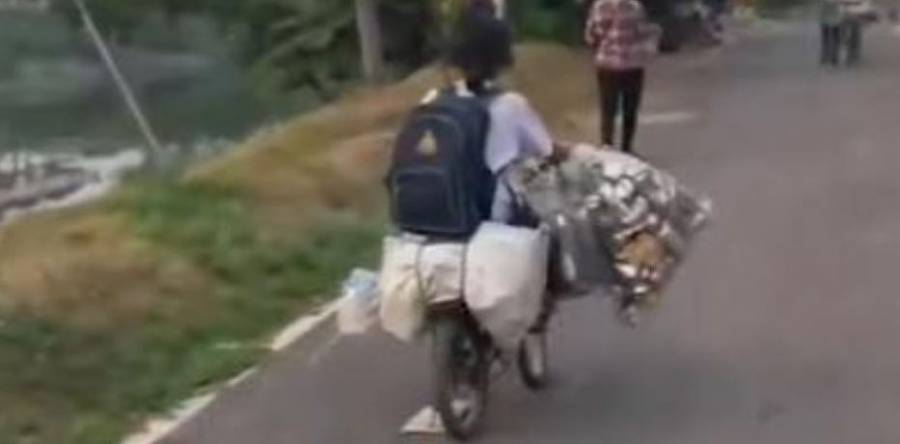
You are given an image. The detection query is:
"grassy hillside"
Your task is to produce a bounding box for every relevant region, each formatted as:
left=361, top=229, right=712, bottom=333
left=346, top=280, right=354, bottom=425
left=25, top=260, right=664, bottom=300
left=0, top=43, right=597, bottom=444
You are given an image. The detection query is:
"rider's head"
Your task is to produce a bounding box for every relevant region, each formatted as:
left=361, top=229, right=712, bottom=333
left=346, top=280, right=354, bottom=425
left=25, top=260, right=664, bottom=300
left=449, top=4, right=514, bottom=89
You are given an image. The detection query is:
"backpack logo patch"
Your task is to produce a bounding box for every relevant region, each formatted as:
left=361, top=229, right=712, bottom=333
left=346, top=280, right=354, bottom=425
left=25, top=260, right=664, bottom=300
left=417, top=131, right=439, bottom=157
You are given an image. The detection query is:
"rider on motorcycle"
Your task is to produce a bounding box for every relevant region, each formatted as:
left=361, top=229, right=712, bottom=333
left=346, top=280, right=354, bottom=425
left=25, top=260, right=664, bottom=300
left=443, top=3, right=571, bottom=224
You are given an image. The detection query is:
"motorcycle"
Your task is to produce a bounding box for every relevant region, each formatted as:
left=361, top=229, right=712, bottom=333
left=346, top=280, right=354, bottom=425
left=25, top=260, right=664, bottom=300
left=427, top=294, right=553, bottom=440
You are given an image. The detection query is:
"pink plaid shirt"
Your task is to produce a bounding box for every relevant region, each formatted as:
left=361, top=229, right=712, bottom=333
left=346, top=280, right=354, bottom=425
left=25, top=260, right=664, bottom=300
left=584, top=0, right=660, bottom=70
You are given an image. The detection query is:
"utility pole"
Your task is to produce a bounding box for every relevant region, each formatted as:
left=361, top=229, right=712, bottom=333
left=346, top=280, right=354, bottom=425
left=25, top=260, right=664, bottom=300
left=354, top=0, right=385, bottom=82
left=73, top=0, right=163, bottom=168
left=494, top=0, right=506, bottom=18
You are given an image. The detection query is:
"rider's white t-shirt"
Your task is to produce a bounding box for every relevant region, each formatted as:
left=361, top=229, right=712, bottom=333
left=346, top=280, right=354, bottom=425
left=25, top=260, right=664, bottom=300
left=484, top=92, right=553, bottom=174
left=419, top=87, right=553, bottom=222
left=485, top=92, right=553, bottom=222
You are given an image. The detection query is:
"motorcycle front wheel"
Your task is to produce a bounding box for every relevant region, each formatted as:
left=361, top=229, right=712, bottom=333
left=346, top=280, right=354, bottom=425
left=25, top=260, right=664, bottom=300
left=518, top=332, right=550, bottom=390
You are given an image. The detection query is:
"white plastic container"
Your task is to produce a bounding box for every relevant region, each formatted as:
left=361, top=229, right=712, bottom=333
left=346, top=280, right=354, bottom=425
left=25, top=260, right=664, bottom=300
left=337, top=268, right=380, bottom=336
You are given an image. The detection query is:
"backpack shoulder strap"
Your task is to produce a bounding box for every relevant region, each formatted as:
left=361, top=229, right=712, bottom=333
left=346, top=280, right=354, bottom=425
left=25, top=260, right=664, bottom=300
left=420, top=88, right=441, bottom=105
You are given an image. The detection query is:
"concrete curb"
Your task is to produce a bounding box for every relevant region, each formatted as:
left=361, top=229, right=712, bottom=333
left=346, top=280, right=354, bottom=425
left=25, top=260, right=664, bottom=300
left=121, top=300, right=342, bottom=444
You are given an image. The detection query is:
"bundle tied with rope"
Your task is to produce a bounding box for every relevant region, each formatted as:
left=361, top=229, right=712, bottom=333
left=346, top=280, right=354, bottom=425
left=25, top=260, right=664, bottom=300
left=507, top=145, right=712, bottom=314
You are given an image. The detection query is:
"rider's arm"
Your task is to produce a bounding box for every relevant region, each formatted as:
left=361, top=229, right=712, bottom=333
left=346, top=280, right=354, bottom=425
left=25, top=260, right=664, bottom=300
left=484, top=92, right=557, bottom=172
left=514, top=95, right=553, bottom=160
left=508, top=93, right=575, bottom=164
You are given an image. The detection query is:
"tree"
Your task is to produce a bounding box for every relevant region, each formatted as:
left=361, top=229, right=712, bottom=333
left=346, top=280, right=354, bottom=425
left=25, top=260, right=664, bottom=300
left=354, top=0, right=385, bottom=82
left=251, top=0, right=358, bottom=97
left=509, top=0, right=584, bottom=43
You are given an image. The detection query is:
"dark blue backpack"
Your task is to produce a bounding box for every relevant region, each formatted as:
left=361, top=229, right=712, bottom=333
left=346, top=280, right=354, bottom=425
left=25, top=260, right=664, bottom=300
left=387, top=89, right=495, bottom=239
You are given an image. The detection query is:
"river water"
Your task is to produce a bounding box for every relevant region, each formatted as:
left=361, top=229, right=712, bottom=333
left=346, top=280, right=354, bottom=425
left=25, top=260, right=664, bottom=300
left=0, top=58, right=297, bottom=155
left=0, top=13, right=307, bottom=220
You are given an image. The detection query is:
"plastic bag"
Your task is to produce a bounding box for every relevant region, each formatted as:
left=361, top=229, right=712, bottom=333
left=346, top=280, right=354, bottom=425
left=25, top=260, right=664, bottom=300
left=570, top=146, right=712, bottom=249
left=547, top=212, right=617, bottom=297
left=337, top=268, right=380, bottom=336
left=507, top=144, right=712, bottom=307
left=378, top=235, right=466, bottom=342
left=379, top=236, right=426, bottom=342
left=464, top=223, right=550, bottom=351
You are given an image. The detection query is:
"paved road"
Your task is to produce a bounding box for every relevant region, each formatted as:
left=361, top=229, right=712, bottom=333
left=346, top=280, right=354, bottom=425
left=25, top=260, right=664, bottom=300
left=166, top=23, right=900, bottom=444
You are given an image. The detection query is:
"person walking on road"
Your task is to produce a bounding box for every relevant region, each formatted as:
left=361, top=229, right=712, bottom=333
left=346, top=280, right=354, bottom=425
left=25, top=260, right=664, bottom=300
left=585, top=0, right=660, bottom=154
left=820, top=0, right=843, bottom=66
left=844, top=16, right=862, bottom=65
left=840, top=0, right=869, bottom=66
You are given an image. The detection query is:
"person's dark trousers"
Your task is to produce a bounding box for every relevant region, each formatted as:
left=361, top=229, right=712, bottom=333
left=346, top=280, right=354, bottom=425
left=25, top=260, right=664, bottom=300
left=846, top=22, right=862, bottom=65
left=598, top=68, right=645, bottom=153
left=820, top=24, right=841, bottom=65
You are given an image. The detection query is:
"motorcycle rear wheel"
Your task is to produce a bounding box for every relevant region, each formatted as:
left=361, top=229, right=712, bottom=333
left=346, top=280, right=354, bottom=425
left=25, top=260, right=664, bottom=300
left=432, top=315, right=490, bottom=441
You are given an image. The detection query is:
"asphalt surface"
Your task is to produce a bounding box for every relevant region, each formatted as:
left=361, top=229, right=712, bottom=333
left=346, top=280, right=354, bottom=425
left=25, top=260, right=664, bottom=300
left=165, top=22, right=900, bottom=444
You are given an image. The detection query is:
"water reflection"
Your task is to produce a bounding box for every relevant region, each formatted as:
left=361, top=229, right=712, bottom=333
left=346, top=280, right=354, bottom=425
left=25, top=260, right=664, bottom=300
left=0, top=8, right=312, bottom=221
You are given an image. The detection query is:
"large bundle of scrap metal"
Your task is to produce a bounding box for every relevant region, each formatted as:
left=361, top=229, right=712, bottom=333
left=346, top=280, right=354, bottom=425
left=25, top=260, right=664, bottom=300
left=507, top=145, right=712, bottom=310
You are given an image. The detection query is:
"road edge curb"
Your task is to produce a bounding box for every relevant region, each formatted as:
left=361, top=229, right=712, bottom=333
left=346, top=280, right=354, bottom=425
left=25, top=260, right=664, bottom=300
left=120, top=299, right=342, bottom=444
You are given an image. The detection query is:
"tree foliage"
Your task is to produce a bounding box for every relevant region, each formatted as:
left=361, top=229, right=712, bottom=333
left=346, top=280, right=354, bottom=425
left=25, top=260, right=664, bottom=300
left=52, top=0, right=601, bottom=98
left=250, top=0, right=360, bottom=97
left=247, top=0, right=446, bottom=97
left=509, top=0, right=586, bottom=44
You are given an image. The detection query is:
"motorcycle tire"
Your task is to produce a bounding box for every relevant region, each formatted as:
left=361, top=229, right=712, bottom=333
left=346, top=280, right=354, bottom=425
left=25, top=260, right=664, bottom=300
left=432, top=315, right=490, bottom=441
left=517, top=332, right=550, bottom=390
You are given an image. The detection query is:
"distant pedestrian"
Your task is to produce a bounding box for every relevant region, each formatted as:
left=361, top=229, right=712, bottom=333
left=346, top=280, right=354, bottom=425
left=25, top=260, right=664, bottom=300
left=844, top=16, right=862, bottom=65
left=839, top=0, right=870, bottom=66
left=585, top=0, right=661, bottom=154
left=820, top=0, right=843, bottom=66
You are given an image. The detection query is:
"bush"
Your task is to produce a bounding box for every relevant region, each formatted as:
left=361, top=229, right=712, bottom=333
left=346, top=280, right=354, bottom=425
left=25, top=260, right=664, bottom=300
left=509, top=0, right=586, bottom=45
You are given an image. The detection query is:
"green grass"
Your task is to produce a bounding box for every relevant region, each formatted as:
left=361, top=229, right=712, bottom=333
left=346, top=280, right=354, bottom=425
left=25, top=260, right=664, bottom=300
left=0, top=181, right=383, bottom=444
left=125, top=181, right=383, bottom=298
